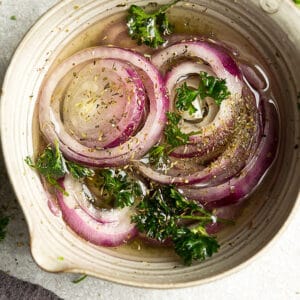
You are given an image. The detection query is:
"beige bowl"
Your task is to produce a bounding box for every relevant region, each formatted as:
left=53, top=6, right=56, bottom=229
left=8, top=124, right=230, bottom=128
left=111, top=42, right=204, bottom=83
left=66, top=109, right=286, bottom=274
left=1, top=0, right=300, bottom=288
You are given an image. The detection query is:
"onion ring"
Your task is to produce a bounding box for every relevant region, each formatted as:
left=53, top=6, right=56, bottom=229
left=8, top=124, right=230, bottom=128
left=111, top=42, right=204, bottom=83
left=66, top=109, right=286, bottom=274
left=57, top=175, right=137, bottom=246
left=39, top=46, right=169, bottom=167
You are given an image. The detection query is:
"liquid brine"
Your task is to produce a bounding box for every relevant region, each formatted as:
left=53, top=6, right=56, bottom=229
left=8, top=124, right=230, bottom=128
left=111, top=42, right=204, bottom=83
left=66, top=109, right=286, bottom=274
left=34, top=3, right=280, bottom=260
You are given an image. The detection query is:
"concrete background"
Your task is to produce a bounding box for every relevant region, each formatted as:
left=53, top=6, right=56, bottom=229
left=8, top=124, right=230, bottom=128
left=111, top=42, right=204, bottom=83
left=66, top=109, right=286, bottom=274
left=0, top=1, right=299, bottom=299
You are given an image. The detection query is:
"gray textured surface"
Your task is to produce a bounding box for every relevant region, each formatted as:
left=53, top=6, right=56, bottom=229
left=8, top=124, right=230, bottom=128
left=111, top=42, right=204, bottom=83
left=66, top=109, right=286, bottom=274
left=0, top=270, right=61, bottom=300
left=0, top=1, right=300, bottom=299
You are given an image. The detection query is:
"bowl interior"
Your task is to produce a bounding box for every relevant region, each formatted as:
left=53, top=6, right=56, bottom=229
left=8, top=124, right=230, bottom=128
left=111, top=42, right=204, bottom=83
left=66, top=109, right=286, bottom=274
left=1, top=0, right=300, bottom=288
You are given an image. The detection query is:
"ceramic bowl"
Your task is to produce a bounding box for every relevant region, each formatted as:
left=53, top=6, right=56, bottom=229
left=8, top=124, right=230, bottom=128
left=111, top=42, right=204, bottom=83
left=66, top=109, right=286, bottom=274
left=1, top=0, right=300, bottom=288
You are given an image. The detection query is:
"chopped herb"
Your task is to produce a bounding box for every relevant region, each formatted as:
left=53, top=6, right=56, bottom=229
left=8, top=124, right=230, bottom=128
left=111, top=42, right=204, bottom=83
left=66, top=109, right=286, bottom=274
left=57, top=256, right=64, bottom=261
left=10, top=15, right=17, bottom=20
left=72, top=274, right=87, bottom=284
left=198, top=72, right=231, bottom=105
left=294, top=0, right=300, bottom=4
left=176, top=72, right=231, bottom=113
left=132, top=187, right=177, bottom=241
left=127, top=0, right=180, bottom=48
left=173, top=227, right=219, bottom=265
left=148, top=144, right=170, bottom=169
left=164, top=112, right=190, bottom=148
left=0, top=215, right=9, bottom=242
left=25, top=142, right=94, bottom=194
left=66, top=161, right=95, bottom=179
left=25, top=142, right=67, bottom=192
left=96, top=169, right=143, bottom=208
left=144, top=112, right=201, bottom=166
left=132, top=186, right=222, bottom=264
left=144, top=77, right=221, bottom=171
left=176, top=82, right=199, bottom=115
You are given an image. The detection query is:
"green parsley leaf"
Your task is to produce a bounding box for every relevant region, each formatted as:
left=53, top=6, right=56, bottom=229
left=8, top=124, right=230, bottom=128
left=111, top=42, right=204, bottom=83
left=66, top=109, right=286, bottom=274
left=175, top=82, right=199, bottom=115
left=173, top=227, right=219, bottom=265
left=10, top=15, right=17, bottom=21
left=127, top=0, right=180, bottom=48
left=132, top=188, right=176, bottom=241
left=198, top=72, right=231, bottom=106
left=148, top=145, right=170, bottom=170
left=96, top=169, right=142, bottom=208
left=164, top=112, right=190, bottom=148
left=25, top=142, right=94, bottom=193
left=72, top=274, right=87, bottom=284
left=145, top=112, right=202, bottom=165
left=66, top=161, right=95, bottom=179
left=25, top=142, right=66, bottom=188
left=132, top=186, right=222, bottom=264
left=0, top=215, right=9, bottom=242
left=175, top=72, right=231, bottom=114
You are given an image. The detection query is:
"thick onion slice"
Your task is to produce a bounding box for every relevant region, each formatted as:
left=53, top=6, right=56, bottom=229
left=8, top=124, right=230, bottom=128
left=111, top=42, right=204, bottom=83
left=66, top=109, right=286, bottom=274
left=136, top=93, right=259, bottom=186
left=56, top=175, right=137, bottom=246
left=180, top=101, right=278, bottom=208
left=135, top=41, right=262, bottom=187
left=135, top=107, right=257, bottom=186
left=56, top=58, right=146, bottom=149
left=152, top=41, right=242, bottom=86
left=165, top=61, right=237, bottom=158
left=39, top=46, right=168, bottom=167
left=152, top=41, right=244, bottom=158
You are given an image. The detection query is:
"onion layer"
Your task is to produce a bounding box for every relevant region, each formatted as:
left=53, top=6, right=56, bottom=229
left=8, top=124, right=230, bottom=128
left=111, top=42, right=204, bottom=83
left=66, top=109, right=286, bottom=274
left=57, top=175, right=137, bottom=246
left=136, top=41, right=260, bottom=187
left=39, top=46, right=169, bottom=167
left=180, top=101, right=278, bottom=208
left=153, top=41, right=244, bottom=159
left=59, top=58, right=146, bottom=149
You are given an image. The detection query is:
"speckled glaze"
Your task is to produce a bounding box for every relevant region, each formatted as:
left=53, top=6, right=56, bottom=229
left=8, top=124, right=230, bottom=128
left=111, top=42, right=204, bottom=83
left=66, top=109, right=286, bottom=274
left=1, top=0, right=300, bottom=288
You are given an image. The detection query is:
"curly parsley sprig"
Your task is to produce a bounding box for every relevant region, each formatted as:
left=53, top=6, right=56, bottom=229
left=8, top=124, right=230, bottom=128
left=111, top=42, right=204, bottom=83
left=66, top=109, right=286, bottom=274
left=95, top=169, right=143, bottom=208
left=132, top=185, right=224, bottom=265
left=164, top=112, right=191, bottom=148
left=25, top=142, right=94, bottom=194
left=148, top=73, right=230, bottom=165
left=176, top=71, right=231, bottom=115
left=127, top=0, right=180, bottom=48
left=147, top=112, right=201, bottom=167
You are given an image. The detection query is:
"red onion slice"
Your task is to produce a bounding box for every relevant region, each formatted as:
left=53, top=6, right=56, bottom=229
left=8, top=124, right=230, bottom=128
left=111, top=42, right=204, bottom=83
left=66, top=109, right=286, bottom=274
left=180, top=101, right=278, bottom=208
left=54, top=58, right=145, bottom=149
left=152, top=41, right=243, bottom=93
left=63, top=174, right=133, bottom=224
left=56, top=175, right=137, bottom=246
left=135, top=41, right=263, bottom=187
left=135, top=112, right=257, bottom=186
left=136, top=90, right=259, bottom=187
left=39, top=46, right=168, bottom=167
left=152, top=41, right=244, bottom=158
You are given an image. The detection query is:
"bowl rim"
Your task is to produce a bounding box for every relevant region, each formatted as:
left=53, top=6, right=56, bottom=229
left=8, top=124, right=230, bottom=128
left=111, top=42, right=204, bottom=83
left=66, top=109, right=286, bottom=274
left=1, top=0, right=300, bottom=289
